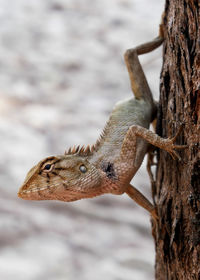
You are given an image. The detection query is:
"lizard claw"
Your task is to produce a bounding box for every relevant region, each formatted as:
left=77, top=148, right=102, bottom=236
left=168, top=149, right=182, bottom=161
left=166, top=125, right=188, bottom=161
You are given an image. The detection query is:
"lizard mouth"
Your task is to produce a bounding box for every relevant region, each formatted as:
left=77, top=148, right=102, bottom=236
left=18, top=188, right=34, bottom=200
left=18, top=184, right=55, bottom=200
left=18, top=181, right=73, bottom=201
left=18, top=184, right=27, bottom=199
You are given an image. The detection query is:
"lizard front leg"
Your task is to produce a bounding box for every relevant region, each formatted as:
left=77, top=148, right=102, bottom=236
left=121, top=124, right=186, bottom=162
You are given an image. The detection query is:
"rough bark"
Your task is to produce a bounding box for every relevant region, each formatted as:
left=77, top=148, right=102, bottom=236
left=153, top=0, right=200, bottom=279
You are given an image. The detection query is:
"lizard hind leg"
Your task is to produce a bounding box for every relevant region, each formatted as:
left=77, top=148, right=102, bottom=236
left=124, top=36, right=163, bottom=105
left=125, top=184, right=158, bottom=220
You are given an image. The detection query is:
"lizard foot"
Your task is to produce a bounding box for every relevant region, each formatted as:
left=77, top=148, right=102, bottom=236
left=165, top=125, right=188, bottom=161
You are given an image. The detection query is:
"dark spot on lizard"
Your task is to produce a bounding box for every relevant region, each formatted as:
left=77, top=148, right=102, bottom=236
left=52, top=171, right=59, bottom=176
left=54, top=167, right=64, bottom=170
left=46, top=173, right=50, bottom=183
left=101, top=162, right=116, bottom=179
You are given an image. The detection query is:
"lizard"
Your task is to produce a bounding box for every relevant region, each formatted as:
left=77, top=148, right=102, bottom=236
left=18, top=27, right=186, bottom=220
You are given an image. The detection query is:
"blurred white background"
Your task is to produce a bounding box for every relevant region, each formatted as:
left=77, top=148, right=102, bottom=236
left=0, top=0, right=164, bottom=279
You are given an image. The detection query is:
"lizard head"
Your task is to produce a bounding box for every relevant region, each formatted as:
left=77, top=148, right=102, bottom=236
left=18, top=154, right=103, bottom=202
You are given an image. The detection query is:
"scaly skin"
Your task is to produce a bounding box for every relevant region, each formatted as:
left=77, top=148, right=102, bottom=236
left=18, top=35, right=186, bottom=219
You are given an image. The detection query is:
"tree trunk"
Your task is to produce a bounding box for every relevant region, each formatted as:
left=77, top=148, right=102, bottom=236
left=153, top=0, right=200, bottom=279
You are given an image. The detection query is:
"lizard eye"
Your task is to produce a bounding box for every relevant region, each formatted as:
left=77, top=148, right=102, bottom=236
left=79, top=165, right=87, bottom=173
left=43, top=163, right=54, bottom=172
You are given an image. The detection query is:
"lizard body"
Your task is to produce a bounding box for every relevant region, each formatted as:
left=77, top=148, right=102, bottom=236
left=18, top=34, right=185, bottom=219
